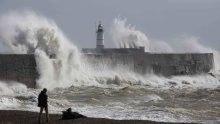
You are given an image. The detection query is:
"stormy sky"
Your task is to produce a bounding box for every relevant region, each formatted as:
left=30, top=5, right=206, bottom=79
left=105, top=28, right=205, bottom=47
left=0, top=0, right=220, bottom=50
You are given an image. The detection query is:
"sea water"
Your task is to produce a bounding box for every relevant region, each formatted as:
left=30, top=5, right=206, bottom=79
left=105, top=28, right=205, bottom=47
left=0, top=11, right=220, bottom=123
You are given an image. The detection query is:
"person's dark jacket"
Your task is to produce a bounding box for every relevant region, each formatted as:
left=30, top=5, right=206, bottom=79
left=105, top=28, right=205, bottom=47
left=38, top=91, right=48, bottom=107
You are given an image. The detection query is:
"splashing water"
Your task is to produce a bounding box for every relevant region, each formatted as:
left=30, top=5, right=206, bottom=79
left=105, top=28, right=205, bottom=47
left=111, top=18, right=220, bottom=73
left=177, top=36, right=220, bottom=72
left=0, top=11, right=220, bottom=123
left=0, top=11, right=219, bottom=90
left=0, top=11, right=82, bottom=89
left=111, top=18, right=173, bottom=53
left=111, top=18, right=150, bottom=51
left=0, top=81, right=27, bottom=96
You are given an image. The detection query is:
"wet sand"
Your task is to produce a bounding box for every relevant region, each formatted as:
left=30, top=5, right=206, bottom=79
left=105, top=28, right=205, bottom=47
left=0, top=110, right=195, bottom=124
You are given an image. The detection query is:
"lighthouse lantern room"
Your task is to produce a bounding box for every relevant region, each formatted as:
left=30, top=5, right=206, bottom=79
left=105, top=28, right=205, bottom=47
left=96, top=22, right=104, bottom=49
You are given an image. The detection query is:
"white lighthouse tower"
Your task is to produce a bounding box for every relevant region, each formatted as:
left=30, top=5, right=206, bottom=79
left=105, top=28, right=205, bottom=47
left=96, top=22, right=104, bottom=49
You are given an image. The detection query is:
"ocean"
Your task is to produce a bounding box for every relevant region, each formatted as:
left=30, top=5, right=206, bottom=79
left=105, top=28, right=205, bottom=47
left=0, top=11, right=220, bottom=123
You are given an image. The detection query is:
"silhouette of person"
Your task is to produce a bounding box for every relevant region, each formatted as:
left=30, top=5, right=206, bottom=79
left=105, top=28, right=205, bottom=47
left=62, top=108, right=74, bottom=120
left=38, top=88, right=49, bottom=123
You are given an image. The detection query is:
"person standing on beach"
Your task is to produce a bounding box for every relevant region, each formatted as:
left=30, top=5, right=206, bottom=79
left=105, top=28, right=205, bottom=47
left=38, top=88, right=49, bottom=123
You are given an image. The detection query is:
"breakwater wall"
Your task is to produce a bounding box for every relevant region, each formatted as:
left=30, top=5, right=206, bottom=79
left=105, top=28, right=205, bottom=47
left=82, top=53, right=214, bottom=76
left=0, top=53, right=214, bottom=88
left=0, top=54, right=38, bottom=88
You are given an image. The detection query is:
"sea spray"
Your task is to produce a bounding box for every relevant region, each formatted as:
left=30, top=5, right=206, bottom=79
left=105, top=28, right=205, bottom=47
left=0, top=11, right=219, bottom=90
left=0, top=11, right=131, bottom=89
left=150, top=39, right=173, bottom=53
left=0, top=11, right=82, bottom=89
left=111, top=18, right=150, bottom=51
left=177, top=36, right=220, bottom=73
left=0, top=12, right=220, bottom=123
left=111, top=18, right=220, bottom=73
left=0, top=81, right=27, bottom=96
left=111, top=18, right=173, bottom=53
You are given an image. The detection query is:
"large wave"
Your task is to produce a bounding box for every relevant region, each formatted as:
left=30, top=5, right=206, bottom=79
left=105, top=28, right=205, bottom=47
left=0, top=11, right=82, bottom=89
left=0, top=11, right=220, bottom=123
left=0, top=11, right=219, bottom=91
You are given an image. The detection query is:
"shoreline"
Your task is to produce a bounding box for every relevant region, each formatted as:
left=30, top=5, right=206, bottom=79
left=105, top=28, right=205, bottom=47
left=0, top=110, right=195, bottom=124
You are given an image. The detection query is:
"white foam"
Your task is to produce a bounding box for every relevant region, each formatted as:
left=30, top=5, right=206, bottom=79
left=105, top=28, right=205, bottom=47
left=0, top=81, right=27, bottom=96
left=0, top=11, right=220, bottom=90
left=0, top=97, right=20, bottom=109
left=111, top=18, right=174, bottom=53
left=0, top=11, right=220, bottom=123
left=0, top=11, right=83, bottom=90
left=111, top=18, right=150, bottom=51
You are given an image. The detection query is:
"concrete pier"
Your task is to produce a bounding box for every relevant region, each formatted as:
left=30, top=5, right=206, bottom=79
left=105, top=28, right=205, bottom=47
left=0, top=54, right=38, bottom=88
left=0, top=52, right=214, bottom=88
left=82, top=53, right=214, bottom=76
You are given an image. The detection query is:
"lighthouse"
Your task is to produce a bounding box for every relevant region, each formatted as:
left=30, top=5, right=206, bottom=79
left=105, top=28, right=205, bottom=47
left=96, top=22, right=104, bottom=49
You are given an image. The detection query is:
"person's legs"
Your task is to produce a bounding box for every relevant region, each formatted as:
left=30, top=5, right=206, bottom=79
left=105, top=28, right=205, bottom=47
left=45, top=106, right=49, bottom=122
left=38, top=107, right=43, bottom=123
